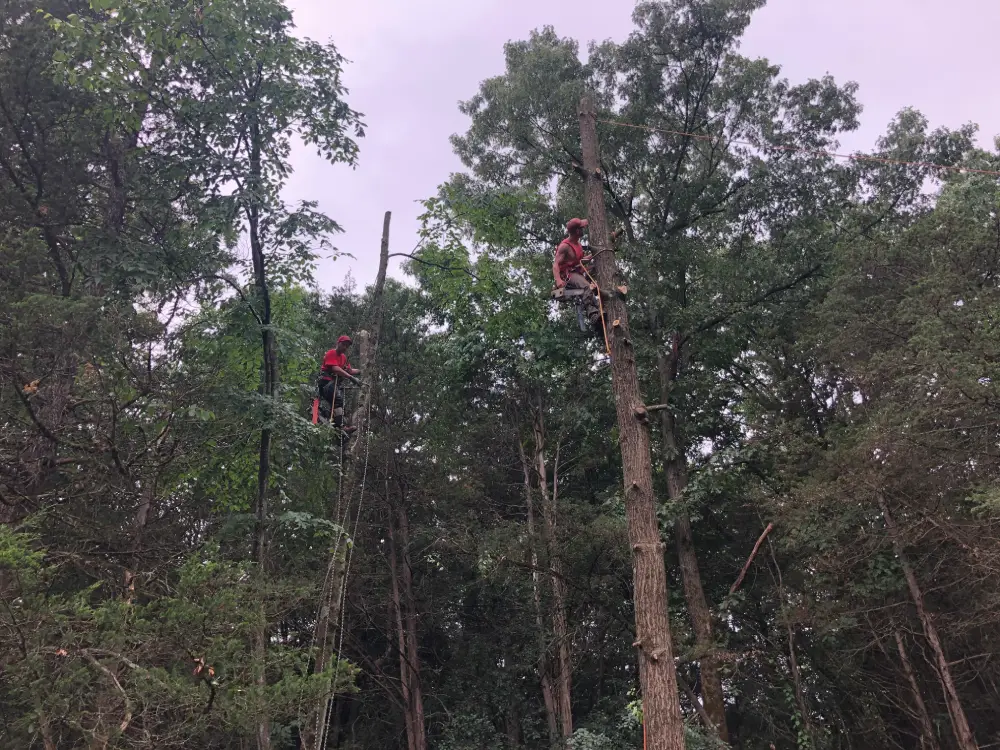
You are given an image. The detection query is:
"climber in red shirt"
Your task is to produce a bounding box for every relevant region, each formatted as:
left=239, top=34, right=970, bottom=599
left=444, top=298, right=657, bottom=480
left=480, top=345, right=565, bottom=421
left=317, top=335, right=362, bottom=434
left=553, top=218, right=602, bottom=330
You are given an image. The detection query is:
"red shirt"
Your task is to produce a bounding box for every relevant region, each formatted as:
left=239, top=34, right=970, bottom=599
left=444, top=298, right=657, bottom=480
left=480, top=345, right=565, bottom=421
left=321, top=349, right=351, bottom=379
left=555, top=238, right=585, bottom=278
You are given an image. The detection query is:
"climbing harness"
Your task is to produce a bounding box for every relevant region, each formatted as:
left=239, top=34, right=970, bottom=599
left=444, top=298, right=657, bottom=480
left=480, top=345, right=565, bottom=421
left=550, top=266, right=611, bottom=358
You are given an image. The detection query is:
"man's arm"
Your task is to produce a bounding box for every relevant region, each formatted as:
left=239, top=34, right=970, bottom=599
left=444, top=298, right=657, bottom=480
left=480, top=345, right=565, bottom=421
left=553, top=244, right=567, bottom=287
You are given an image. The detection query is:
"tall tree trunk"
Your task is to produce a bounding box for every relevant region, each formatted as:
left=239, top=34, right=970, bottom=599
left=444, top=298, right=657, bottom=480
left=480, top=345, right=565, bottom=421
left=879, top=495, right=978, bottom=750
left=305, top=213, right=391, bottom=750
left=894, top=629, right=939, bottom=750
left=519, top=440, right=560, bottom=744
left=532, top=407, right=573, bottom=741
left=579, top=93, right=685, bottom=750
left=656, top=347, right=729, bottom=743
left=247, top=110, right=273, bottom=750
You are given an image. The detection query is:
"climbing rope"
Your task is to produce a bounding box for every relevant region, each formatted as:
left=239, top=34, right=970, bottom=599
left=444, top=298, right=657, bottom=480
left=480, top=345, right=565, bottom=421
left=581, top=264, right=612, bottom=358
left=297, top=376, right=349, bottom=744
left=319, top=385, right=375, bottom=750
left=314, top=330, right=382, bottom=750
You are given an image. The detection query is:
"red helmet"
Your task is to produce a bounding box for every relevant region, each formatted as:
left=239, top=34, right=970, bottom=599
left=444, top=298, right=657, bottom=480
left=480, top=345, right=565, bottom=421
left=567, top=218, right=589, bottom=233
left=337, top=335, right=353, bottom=345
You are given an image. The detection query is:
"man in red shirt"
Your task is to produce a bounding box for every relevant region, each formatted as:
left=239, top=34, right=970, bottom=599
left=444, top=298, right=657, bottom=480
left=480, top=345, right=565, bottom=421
left=553, top=217, right=602, bottom=331
left=318, top=335, right=362, bottom=434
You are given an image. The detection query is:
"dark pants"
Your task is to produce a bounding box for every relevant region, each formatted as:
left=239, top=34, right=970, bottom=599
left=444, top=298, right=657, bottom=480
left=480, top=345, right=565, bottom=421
left=564, top=271, right=602, bottom=326
left=318, top=378, right=345, bottom=428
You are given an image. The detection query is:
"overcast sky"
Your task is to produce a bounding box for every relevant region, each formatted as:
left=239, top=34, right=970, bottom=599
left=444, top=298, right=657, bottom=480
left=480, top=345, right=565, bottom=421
left=282, top=0, right=1000, bottom=293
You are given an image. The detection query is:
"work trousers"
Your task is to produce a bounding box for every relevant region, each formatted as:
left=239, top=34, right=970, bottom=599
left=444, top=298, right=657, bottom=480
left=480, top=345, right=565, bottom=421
left=318, top=377, right=345, bottom=428
left=564, top=271, right=602, bottom=325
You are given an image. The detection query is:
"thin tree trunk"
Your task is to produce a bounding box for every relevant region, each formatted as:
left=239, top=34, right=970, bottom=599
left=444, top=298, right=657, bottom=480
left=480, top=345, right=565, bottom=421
left=768, top=539, right=814, bottom=750
left=519, top=439, right=560, bottom=745
left=786, top=623, right=813, bottom=750
left=247, top=110, right=273, bottom=750
left=656, top=347, right=729, bottom=743
left=532, top=408, right=572, bottom=741
left=388, top=519, right=417, bottom=750
left=580, top=93, right=685, bottom=750
left=879, top=495, right=978, bottom=750
left=398, top=501, right=427, bottom=750
left=894, top=629, right=938, bottom=750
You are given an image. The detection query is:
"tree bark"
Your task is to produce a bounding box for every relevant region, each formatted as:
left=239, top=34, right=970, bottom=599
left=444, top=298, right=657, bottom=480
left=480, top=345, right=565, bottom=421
left=532, top=407, right=573, bottom=742
left=247, top=109, right=274, bottom=750
left=579, top=93, right=685, bottom=750
left=894, top=629, right=938, bottom=750
left=305, top=213, right=391, bottom=750
left=389, top=492, right=427, bottom=750
left=879, top=495, right=978, bottom=750
left=398, top=501, right=427, bottom=750
left=388, top=518, right=417, bottom=750
left=656, top=349, right=729, bottom=743
left=519, top=440, right=561, bottom=744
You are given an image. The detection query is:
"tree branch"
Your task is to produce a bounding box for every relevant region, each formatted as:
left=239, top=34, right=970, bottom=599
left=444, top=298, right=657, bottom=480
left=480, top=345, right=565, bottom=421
left=387, top=253, right=480, bottom=281
left=684, top=264, right=823, bottom=344
left=730, top=522, right=775, bottom=595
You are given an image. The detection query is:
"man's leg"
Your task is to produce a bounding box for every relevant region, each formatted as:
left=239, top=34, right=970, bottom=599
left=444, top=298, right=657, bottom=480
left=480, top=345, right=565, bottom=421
left=333, top=384, right=345, bottom=428
left=565, top=272, right=602, bottom=327
left=318, top=379, right=334, bottom=420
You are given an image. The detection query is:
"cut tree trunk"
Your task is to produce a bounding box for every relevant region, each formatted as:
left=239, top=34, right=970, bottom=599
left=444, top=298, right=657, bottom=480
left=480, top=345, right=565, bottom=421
left=304, top=213, right=391, bottom=750
left=656, top=348, right=729, bottom=744
left=894, top=629, right=939, bottom=750
left=879, top=495, right=978, bottom=750
left=579, top=93, right=685, bottom=750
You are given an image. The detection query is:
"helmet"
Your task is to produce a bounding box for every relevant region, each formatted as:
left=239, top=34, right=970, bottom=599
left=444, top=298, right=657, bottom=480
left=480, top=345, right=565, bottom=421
left=337, top=335, right=353, bottom=345
left=567, top=218, right=589, bottom=232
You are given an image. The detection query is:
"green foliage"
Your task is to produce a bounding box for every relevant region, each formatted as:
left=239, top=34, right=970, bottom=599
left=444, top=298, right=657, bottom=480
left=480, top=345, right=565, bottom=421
left=5, top=1, right=1000, bottom=749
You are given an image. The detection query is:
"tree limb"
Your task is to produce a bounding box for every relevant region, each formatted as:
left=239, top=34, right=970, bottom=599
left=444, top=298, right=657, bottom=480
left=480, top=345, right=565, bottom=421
left=387, top=253, right=480, bottom=281
left=730, top=522, right=775, bottom=595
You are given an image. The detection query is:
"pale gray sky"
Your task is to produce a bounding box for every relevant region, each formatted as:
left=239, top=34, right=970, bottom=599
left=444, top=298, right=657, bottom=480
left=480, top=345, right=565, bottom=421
left=283, top=0, right=1000, bottom=292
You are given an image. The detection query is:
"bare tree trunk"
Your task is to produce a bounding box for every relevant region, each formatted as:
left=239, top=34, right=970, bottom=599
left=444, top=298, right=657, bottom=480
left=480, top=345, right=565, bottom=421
left=579, top=93, right=685, bottom=750
left=894, top=629, right=939, bottom=750
left=398, top=501, right=427, bottom=750
left=519, top=440, right=560, bottom=745
left=879, top=495, right=978, bottom=750
left=388, top=494, right=426, bottom=750
left=305, top=214, right=391, bottom=750
left=389, top=518, right=417, bottom=750
left=656, top=347, right=728, bottom=743
left=532, top=408, right=572, bottom=741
